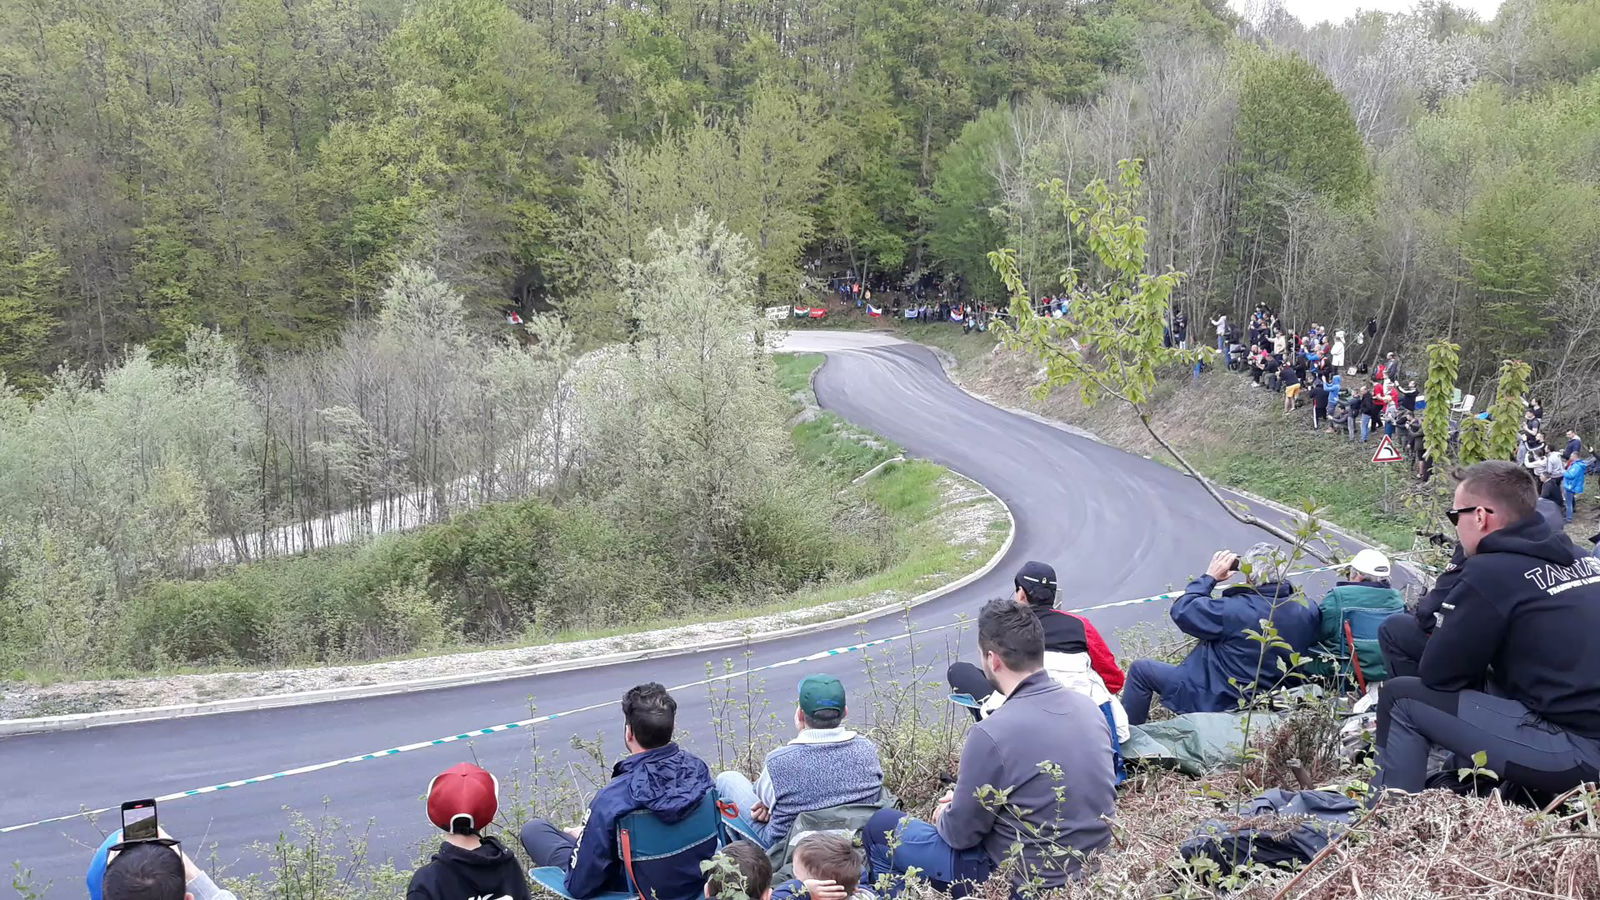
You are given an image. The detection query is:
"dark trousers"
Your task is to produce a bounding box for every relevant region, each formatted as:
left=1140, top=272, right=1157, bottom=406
left=1378, top=612, right=1429, bottom=680
left=947, top=662, right=992, bottom=722
left=1375, top=677, right=1600, bottom=794
left=1122, top=659, right=1184, bottom=726
left=520, top=819, right=578, bottom=870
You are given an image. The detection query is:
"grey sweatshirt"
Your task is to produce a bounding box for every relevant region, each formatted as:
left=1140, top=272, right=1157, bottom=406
left=936, top=671, right=1116, bottom=886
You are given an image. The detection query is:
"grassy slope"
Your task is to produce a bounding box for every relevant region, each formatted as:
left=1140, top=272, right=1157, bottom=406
left=958, top=345, right=1420, bottom=549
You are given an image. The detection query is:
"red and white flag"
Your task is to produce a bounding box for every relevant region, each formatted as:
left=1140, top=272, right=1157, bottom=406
left=505, top=311, right=524, bottom=325
left=809, top=307, right=828, bottom=319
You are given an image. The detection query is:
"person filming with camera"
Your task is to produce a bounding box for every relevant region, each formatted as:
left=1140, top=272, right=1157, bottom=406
left=1121, top=543, right=1320, bottom=725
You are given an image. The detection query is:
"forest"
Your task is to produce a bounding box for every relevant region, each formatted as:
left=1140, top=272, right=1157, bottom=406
left=2, top=0, right=1599, bottom=674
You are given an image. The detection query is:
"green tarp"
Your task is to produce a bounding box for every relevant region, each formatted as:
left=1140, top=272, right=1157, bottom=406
left=1123, top=711, right=1282, bottom=776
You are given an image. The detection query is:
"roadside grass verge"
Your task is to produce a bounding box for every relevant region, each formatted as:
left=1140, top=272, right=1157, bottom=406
left=960, top=348, right=1421, bottom=551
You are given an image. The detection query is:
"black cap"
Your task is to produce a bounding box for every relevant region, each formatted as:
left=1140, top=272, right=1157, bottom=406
left=1014, top=561, right=1057, bottom=605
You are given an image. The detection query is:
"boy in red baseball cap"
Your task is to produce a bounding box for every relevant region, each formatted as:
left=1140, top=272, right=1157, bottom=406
left=407, top=763, right=531, bottom=900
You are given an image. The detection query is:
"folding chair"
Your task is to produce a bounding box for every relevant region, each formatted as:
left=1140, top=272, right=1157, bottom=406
left=530, top=790, right=725, bottom=900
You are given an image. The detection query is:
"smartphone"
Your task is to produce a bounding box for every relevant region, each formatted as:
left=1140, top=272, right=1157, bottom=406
left=121, top=799, right=158, bottom=843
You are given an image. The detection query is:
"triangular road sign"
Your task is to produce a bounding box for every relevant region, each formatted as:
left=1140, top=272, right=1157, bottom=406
left=1371, top=434, right=1404, bottom=463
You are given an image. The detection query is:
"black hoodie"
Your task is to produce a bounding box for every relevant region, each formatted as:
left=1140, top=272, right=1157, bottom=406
left=1421, top=514, right=1600, bottom=738
left=406, top=836, right=532, bottom=900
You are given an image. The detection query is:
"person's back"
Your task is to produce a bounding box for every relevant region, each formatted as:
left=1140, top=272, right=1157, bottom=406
left=1308, top=550, right=1404, bottom=682
left=945, top=674, right=1115, bottom=884
left=408, top=837, right=528, bottom=900
left=521, top=684, right=713, bottom=900
left=1167, top=547, right=1319, bottom=714
left=410, top=763, right=531, bottom=900
left=761, top=728, right=882, bottom=844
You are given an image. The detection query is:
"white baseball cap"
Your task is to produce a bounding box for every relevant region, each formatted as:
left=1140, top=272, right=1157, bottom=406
left=1349, top=549, right=1391, bottom=579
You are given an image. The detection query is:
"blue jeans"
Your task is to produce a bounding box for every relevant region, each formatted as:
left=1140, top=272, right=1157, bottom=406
left=1360, top=416, right=1371, bottom=442
left=1564, top=488, right=1578, bottom=523
left=1122, top=659, right=1182, bottom=726
left=714, top=771, right=773, bottom=846
left=863, top=809, right=992, bottom=898
left=1217, top=335, right=1226, bottom=354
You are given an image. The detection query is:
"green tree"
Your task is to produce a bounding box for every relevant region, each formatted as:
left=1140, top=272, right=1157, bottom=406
left=0, top=239, right=64, bottom=391
left=922, top=106, right=1012, bottom=298
left=990, top=159, right=1330, bottom=558
left=1232, top=49, right=1372, bottom=311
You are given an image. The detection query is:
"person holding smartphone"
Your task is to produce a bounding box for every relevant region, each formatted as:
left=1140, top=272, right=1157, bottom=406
left=1120, top=544, right=1320, bottom=726
left=87, top=801, right=237, bottom=900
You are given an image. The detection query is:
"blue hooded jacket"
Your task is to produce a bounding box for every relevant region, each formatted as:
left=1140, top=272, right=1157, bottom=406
left=565, top=743, right=714, bottom=900
left=1564, top=458, right=1589, bottom=495
left=1162, top=576, right=1321, bottom=715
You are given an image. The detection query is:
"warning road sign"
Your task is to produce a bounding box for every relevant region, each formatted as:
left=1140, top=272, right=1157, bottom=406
left=1371, top=435, right=1404, bottom=463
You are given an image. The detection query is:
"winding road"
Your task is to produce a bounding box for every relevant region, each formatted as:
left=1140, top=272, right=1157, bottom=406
left=0, top=331, right=1380, bottom=895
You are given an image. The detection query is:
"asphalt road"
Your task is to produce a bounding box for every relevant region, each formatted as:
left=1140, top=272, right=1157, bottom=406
left=0, top=331, right=1378, bottom=894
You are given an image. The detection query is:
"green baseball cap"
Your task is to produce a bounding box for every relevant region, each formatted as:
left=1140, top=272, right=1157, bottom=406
left=797, top=674, right=846, bottom=715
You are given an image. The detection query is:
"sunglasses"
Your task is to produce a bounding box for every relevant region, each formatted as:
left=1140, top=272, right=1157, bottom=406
left=1446, top=506, right=1493, bottom=525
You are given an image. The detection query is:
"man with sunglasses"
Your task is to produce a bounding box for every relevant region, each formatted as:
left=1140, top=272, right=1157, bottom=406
left=1373, top=460, right=1600, bottom=796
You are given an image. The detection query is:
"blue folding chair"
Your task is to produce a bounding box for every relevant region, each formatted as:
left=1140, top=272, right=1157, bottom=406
left=530, top=790, right=726, bottom=900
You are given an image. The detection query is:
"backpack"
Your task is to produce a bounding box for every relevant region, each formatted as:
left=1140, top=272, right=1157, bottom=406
left=765, top=795, right=898, bottom=879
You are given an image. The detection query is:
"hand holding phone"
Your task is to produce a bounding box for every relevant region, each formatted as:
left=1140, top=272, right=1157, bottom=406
left=1207, top=551, right=1240, bottom=581
left=120, top=799, right=158, bottom=843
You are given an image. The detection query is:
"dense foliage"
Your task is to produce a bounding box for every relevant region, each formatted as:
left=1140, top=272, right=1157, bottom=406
left=0, top=0, right=1229, bottom=367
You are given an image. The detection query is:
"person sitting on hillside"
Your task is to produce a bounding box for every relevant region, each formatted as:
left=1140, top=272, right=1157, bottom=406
left=520, top=683, right=713, bottom=900
left=715, top=675, right=883, bottom=849
left=1374, top=461, right=1600, bottom=795
left=772, top=833, right=875, bottom=900
left=947, top=561, right=1128, bottom=748
left=705, top=841, right=772, bottom=900
left=1304, top=549, right=1405, bottom=686
left=92, top=829, right=237, bottom=900
left=865, top=599, right=1117, bottom=893
left=409, top=763, right=531, bottom=900
left=1121, top=544, right=1320, bottom=726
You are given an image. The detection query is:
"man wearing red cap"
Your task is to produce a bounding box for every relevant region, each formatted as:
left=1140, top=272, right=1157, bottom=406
left=408, top=762, right=531, bottom=900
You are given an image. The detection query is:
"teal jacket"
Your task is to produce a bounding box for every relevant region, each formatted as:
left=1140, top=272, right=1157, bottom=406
left=1307, top=581, right=1405, bottom=679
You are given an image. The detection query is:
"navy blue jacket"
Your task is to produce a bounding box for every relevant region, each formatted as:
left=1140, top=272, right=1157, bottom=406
left=566, top=743, right=713, bottom=899
left=1163, top=577, right=1320, bottom=715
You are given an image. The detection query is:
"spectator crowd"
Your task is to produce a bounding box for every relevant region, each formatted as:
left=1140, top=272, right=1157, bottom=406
left=1179, top=303, right=1595, bottom=528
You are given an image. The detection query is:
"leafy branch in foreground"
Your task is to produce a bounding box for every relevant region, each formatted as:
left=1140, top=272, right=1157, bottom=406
left=987, top=158, right=1333, bottom=562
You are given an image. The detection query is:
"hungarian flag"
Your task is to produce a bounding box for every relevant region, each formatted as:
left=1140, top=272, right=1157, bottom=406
left=868, top=304, right=882, bottom=318
left=949, top=308, right=965, bottom=322
left=809, top=307, right=828, bottom=319
left=793, top=305, right=810, bottom=318
left=505, top=311, right=524, bottom=325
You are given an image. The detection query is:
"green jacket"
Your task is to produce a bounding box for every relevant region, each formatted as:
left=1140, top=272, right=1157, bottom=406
left=1306, top=581, right=1405, bottom=681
